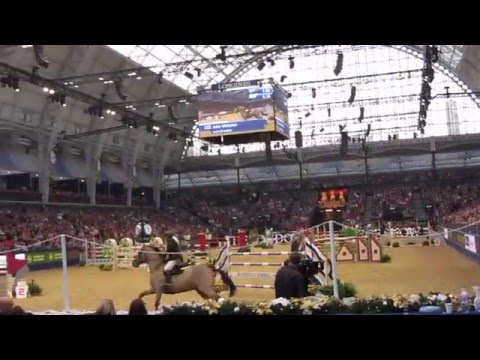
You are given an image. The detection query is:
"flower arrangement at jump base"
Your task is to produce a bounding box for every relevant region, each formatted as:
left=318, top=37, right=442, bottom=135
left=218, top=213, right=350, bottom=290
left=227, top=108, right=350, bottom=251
left=160, top=292, right=480, bottom=315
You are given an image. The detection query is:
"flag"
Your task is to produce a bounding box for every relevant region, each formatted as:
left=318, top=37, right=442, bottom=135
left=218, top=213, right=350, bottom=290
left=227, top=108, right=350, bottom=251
left=304, top=238, right=332, bottom=286
left=214, top=242, right=229, bottom=273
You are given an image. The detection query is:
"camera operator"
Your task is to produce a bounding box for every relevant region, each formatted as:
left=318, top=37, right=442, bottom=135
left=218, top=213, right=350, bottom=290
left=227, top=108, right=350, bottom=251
left=274, top=252, right=309, bottom=299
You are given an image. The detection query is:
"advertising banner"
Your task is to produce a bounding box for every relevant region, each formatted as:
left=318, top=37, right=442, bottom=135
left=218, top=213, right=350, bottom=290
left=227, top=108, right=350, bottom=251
left=464, top=234, right=477, bottom=254
left=26, top=251, right=62, bottom=265
left=26, top=250, right=80, bottom=271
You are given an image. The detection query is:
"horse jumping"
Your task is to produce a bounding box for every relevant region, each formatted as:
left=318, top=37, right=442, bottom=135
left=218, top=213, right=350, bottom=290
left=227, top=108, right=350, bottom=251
left=132, top=245, right=237, bottom=310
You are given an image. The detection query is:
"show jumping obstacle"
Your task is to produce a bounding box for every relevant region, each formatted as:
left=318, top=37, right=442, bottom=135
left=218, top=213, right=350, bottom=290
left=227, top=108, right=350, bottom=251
left=224, top=222, right=383, bottom=292
left=84, top=238, right=211, bottom=270
left=0, top=257, right=13, bottom=297
left=197, top=230, right=247, bottom=251
left=81, top=221, right=382, bottom=299
left=0, top=241, right=28, bottom=298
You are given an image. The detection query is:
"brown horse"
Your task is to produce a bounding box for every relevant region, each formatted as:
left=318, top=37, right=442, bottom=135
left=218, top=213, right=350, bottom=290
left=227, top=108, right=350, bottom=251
left=132, top=245, right=237, bottom=310
left=234, top=106, right=268, bottom=120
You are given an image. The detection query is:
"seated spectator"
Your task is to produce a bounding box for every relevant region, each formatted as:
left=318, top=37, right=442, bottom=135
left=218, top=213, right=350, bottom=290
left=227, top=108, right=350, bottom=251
left=128, top=299, right=148, bottom=315
left=94, top=299, right=116, bottom=315
left=0, top=298, right=14, bottom=314
left=10, top=305, right=31, bottom=315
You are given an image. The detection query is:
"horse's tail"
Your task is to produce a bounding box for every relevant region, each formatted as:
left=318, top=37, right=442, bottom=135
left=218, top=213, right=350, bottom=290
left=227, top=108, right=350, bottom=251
left=208, top=264, right=237, bottom=297
left=218, top=269, right=237, bottom=297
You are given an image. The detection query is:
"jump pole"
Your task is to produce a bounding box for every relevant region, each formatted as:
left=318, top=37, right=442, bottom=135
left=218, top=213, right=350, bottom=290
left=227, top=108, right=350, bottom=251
left=60, top=234, right=71, bottom=311
left=328, top=220, right=339, bottom=299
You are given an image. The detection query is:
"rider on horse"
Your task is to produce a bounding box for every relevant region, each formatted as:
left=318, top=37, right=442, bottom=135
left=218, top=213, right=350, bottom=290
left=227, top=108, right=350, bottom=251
left=163, top=234, right=184, bottom=286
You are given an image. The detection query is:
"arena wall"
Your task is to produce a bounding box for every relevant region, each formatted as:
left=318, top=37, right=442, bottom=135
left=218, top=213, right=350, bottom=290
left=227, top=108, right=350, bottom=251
left=23, top=249, right=81, bottom=271
left=445, top=238, right=480, bottom=265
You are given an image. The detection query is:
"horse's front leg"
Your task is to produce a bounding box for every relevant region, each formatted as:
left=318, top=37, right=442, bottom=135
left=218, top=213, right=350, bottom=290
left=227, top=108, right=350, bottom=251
left=153, top=285, right=163, bottom=310
left=138, top=288, right=155, bottom=299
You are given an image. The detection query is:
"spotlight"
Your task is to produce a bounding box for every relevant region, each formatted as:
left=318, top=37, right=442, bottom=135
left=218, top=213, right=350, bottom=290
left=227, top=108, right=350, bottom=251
left=184, top=72, right=194, bottom=79
left=280, top=75, right=287, bottom=83
left=266, top=57, right=275, bottom=66
left=157, top=72, right=164, bottom=84
left=305, top=112, right=311, bottom=117
left=286, top=92, right=292, bottom=99
left=311, top=88, right=316, bottom=98
left=195, top=68, right=201, bottom=77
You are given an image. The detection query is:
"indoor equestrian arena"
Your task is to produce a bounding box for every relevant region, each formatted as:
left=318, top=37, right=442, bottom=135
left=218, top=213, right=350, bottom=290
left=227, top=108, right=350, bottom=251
left=13, top=243, right=480, bottom=311
left=2, top=44, right=480, bottom=315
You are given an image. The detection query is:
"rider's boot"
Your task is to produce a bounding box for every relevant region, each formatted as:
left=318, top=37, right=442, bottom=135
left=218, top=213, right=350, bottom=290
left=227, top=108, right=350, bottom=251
left=164, top=270, right=173, bottom=286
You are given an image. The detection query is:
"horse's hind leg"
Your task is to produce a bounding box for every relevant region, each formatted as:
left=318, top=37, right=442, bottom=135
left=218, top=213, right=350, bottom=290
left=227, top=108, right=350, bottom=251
left=196, top=289, right=214, bottom=300
left=196, top=287, right=220, bottom=301
left=138, top=288, right=155, bottom=299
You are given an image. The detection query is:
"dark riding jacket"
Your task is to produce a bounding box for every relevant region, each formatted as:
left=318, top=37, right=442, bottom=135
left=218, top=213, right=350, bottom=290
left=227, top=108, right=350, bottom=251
left=166, top=237, right=183, bottom=262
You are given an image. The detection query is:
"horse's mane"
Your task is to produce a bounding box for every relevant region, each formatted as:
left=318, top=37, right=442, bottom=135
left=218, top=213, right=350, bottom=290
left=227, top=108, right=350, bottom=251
left=147, top=245, right=166, bottom=261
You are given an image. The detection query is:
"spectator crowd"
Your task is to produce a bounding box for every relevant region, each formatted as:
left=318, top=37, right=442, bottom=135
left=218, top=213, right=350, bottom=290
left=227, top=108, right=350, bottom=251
left=1, top=168, right=480, bottom=253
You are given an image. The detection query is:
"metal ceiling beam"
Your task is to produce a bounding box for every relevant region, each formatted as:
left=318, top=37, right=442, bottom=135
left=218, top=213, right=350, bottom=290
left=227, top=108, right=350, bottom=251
left=55, top=66, right=151, bottom=81
left=61, top=114, right=197, bottom=140
left=184, top=45, right=227, bottom=77
left=0, top=61, right=191, bottom=140
left=62, top=125, right=127, bottom=139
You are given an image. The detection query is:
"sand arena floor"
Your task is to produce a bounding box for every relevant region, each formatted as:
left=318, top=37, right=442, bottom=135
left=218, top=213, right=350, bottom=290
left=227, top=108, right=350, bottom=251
left=14, top=244, right=480, bottom=312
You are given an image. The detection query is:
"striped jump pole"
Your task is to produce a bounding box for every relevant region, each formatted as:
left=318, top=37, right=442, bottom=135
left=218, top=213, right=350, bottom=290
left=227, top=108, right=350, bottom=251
left=236, top=284, right=274, bottom=289
left=229, top=252, right=300, bottom=256
left=230, top=262, right=284, bottom=266
left=230, top=271, right=276, bottom=279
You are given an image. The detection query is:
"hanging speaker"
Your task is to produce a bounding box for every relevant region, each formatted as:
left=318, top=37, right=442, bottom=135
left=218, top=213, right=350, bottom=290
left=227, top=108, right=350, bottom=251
left=348, top=86, right=356, bottom=104
left=340, top=132, right=349, bottom=155
left=33, top=45, right=49, bottom=69
left=295, top=130, right=303, bottom=148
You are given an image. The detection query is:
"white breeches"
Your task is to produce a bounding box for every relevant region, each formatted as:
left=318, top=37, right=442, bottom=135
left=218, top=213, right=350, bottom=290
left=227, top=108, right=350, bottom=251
left=164, top=260, right=178, bottom=271
left=266, top=236, right=274, bottom=246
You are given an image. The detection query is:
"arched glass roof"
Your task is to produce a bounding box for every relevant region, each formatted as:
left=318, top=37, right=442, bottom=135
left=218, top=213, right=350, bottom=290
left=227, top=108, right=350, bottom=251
left=109, top=45, right=478, bottom=157
left=109, top=45, right=274, bottom=92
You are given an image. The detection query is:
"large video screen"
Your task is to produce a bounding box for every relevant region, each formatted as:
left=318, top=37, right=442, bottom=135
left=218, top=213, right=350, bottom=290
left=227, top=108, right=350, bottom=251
left=318, top=188, right=348, bottom=209
left=197, top=81, right=288, bottom=139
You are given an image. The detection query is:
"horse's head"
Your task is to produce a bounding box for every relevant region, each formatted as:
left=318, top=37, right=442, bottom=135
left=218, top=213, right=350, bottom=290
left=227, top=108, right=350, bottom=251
left=132, top=245, right=164, bottom=268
